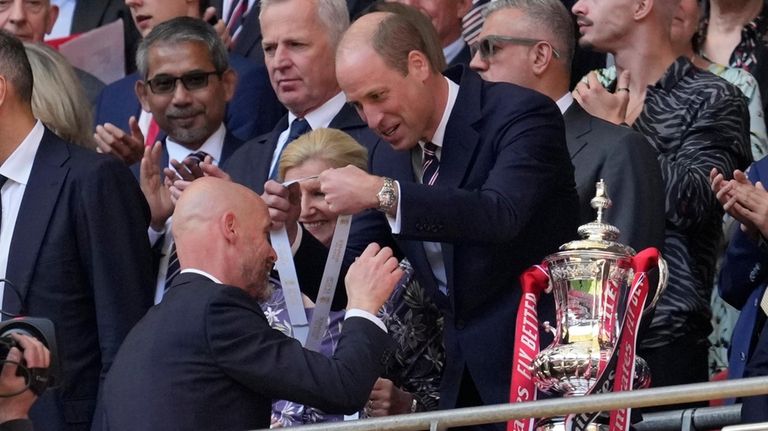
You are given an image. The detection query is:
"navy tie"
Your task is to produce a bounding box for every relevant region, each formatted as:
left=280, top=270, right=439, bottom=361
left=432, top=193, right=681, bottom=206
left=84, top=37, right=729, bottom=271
left=421, top=142, right=440, bottom=186
left=164, top=151, right=211, bottom=291
left=270, top=118, right=311, bottom=180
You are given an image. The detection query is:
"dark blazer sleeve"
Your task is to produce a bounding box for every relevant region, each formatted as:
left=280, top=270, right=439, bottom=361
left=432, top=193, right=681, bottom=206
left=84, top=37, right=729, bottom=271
left=75, top=156, right=154, bottom=379
left=719, top=162, right=768, bottom=309
left=0, top=420, right=33, bottom=431
left=397, top=92, right=570, bottom=243
left=206, top=287, right=394, bottom=413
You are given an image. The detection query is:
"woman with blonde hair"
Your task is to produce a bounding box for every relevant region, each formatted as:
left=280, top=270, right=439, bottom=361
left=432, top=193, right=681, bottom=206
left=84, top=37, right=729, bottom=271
left=264, top=128, right=444, bottom=426
left=24, top=43, right=96, bottom=149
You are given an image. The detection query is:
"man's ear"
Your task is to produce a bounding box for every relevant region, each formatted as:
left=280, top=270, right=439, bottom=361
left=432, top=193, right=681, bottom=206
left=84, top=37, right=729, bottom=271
left=221, top=212, right=238, bottom=243
left=407, top=50, right=431, bottom=82
left=135, top=80, right=152, bottom=113
left=633, top=0, right=653, bottom=20
left=220, top=69, right=237, bottom=103
left=45, top=5, right=60, bottom=35
left=530, top=42, right=556, bottom=76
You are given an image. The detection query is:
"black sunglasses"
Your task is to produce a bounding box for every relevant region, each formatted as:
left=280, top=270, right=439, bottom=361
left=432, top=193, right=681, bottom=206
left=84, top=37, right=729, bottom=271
left=145, top=70, right=223, bottom=94
left=471, top=35, right=561, bottom=60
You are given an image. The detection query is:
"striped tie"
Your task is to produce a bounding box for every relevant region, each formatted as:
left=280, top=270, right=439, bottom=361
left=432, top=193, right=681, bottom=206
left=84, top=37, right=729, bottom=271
left=226, top=0, right=249, bottom=40
left=422, top=142, right=439, bottom=186
left=462, top=0, right=490, bottom=46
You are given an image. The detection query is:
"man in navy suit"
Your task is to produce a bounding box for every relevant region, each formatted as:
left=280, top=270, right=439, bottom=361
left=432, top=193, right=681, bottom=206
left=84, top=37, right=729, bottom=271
left=0, top=30, right=154, bottom=431
left=101, top=177, right=401, bottom=431
left=308, top=5, right=579, bottom=428
left=93, top=0, right=283, bottom=160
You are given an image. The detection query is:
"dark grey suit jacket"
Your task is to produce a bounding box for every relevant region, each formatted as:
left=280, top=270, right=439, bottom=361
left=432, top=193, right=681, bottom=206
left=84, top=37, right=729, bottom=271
left=564, top=101, right=666, bottom=252
left=100, top=273, right=394, bottom=431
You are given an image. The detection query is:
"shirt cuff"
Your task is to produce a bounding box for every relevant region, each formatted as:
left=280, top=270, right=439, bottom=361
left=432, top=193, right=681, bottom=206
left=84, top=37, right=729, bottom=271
left=290, top=223, right=303, bottom=256
left=386, top=180, right=402, bottom=234
left=147, top=225, right=165, bottom=246
left=345, top=309, right=387, bottom=333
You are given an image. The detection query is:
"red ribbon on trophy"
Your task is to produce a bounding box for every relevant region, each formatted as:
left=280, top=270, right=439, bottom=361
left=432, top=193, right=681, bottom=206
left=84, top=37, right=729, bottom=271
left=566, top=247, right=659, bottom=431
left=507, top=264, right=550, bottom=431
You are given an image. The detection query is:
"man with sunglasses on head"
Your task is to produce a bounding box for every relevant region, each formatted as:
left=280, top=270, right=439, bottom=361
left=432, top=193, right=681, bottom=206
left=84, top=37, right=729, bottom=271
left=306, top=4, right=579, bottom=428
left=469, top=0, right=664, bottom=254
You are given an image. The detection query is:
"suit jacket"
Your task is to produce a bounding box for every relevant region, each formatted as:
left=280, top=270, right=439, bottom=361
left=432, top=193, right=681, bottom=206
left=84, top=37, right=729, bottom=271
left=3, top=128, right=154, bottom=431
left=564, top=101, right=665, bottom=252
left=70, top=0, right=141, bottom=74
left=222, top=102, right=388, bottom=310
left=447, top=44, right=471, bottom=68
left=720, top=158, right=768, bottom=384
left=100, top=273, right=394, bottom=431
left=348, top=66, right=580, bottom=410
left=94, top=55, right=284, bottom=143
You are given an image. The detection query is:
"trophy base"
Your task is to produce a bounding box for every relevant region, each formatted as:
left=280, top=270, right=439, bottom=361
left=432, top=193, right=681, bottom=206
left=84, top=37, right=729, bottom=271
left=535, top=418, right=605, bottom=431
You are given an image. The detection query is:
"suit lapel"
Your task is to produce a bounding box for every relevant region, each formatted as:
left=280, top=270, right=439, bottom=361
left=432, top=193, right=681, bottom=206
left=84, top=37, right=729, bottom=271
left=4, top=130, right=69, bottom=312
left=220, top=132, right=245, bottom=164
left=438, top=66, right=482, bottom=189
left=563, top=101, right=592, bottom=159
left=328, top=103, right=366, bottom=130
left=71, top=0, right=108, bottom=32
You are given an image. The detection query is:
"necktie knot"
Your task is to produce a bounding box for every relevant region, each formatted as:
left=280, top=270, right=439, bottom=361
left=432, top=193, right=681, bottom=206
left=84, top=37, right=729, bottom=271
left=421, top=141, right=440, bottom=186
left=186, top=151, right=210, bottom=164
left=288, top=118, right=311, bottom=142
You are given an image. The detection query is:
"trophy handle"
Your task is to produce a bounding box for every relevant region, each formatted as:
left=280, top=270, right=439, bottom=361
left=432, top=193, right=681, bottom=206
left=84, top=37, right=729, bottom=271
left=646, top=254, right=668, bottom=311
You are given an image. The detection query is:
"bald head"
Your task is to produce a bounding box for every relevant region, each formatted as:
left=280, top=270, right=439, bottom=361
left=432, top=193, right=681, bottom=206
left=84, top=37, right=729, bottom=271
left=174, top=177, right=276, bottom=299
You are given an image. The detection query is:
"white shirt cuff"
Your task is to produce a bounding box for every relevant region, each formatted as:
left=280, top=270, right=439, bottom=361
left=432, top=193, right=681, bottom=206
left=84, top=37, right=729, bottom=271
left=344, top=309, right=387, bottom=333
left=386, top=180, right=402, bottom=234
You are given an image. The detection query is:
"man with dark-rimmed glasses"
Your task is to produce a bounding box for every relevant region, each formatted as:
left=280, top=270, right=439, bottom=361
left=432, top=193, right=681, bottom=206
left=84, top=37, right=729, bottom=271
left=133, top=16, right=250, bottom=304
left=469, top=0, right=665, bottom=256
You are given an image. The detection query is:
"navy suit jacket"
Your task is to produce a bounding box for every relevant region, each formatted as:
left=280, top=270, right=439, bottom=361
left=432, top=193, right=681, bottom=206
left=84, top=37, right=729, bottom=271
left=94, top=55, right=284, bottom=143
left=222, top=102, right=388, bottom=310
left=3, top=128, right=154, bottom=431
left=348, top=67, right=580, bottom=410
left=564, top=101, right=665, bottom=252
left=100, top=273, right=394, bottom=431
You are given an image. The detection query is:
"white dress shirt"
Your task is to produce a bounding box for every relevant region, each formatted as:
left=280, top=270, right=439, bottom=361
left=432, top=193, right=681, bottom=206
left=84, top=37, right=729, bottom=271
left=0, top=121, right=45, bottom=312
left=388, top=77, right=459, bottom=295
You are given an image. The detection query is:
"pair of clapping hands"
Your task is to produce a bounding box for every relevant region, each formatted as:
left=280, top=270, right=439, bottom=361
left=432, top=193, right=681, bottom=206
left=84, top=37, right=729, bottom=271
left=711, top=167, right=768, bottom=240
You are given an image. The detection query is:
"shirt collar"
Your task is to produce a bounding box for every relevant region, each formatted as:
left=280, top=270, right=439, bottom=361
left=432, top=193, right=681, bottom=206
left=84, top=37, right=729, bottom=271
left=180, top=268, right=223, bottom=284
left=654, top=56, right=695, bottom=93
left=424, top=77, right=460, bottom=151
left=288, top=92, right=347, bottom=130
left=556, top=92, right=574, bottom=114
left=165, top=123, right=226, bottom=167
left=443, top=37, right=466, bottom=64
left=0, top=120, right=45, bottom=186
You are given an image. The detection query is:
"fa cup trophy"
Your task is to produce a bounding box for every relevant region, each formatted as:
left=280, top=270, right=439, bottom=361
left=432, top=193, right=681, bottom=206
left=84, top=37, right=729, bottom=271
left=508, top=180, right=668, bottom=431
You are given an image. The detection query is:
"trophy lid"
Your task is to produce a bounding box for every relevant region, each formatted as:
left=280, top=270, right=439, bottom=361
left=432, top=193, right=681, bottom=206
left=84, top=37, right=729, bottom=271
left=558, top=180, right=636, bottom=256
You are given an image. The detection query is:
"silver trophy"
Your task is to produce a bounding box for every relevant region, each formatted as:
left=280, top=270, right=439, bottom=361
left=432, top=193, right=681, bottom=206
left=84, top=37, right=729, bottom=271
left=532, top=180, right=668, bottom=430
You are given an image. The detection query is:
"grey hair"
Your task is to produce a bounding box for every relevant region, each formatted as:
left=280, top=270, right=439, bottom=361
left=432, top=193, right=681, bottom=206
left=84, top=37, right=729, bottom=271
left=136, top=16, right=230, bottom=78
left=260, top=0, right=350, bottom=47
left=484, top=0, right=575, bottom=66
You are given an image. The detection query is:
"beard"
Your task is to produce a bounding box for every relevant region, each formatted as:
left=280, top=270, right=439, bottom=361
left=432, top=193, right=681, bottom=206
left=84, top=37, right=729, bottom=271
left=240, top=261, right=274, bottom=302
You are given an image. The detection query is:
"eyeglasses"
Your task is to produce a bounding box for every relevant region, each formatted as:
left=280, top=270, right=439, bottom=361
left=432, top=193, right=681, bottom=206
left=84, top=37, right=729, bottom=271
left=145, top=71, right=222, bottom=95
left=471, top=35, right=561, bottom=60
left=0, top=0, right=45, bottom=13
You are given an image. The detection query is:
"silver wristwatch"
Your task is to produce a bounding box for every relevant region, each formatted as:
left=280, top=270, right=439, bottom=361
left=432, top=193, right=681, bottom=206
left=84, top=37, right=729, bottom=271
left=376, top=177, right=396, bottom=212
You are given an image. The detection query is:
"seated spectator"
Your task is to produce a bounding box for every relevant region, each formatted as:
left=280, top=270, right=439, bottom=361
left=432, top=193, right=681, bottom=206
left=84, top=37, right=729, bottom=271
left=100, top=177, right=402, bottom=431
left=24, top=42, right=95, bottom=149
left=264, top=128, right=443, bottom=426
